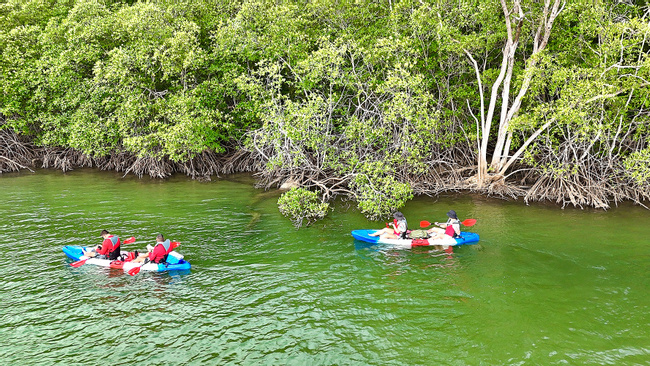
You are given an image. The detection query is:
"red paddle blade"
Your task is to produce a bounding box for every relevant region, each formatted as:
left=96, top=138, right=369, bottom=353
left=420, top=221, right=432, bottom=228
left=170, top=242, right=180, bottom=250
left=70, top=259, right=88, bottom=268
left=461, top=219, right=477, bottom=227
left=123, top=237, right=136, bottom=244
left=128, top=266, right=141, bottom=276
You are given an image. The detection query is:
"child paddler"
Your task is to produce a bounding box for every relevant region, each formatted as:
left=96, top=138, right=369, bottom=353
left=368, top=212, right=408, bottom=239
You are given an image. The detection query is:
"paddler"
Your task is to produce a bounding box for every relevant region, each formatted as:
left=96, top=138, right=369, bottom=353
left=368, top=211, right=409, bottom=239
left=427, top=210, right=461, bottom=240
left=82, top=230, right=122, bottom=260
left=132, top=234, right=173, bottom=264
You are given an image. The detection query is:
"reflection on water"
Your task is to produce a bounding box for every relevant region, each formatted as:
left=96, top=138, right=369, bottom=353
left=1, top=170, right=650, bottom=365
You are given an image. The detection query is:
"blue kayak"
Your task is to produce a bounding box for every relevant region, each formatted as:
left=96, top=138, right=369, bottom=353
left=63, top=245, right=191, bottom=272
left=351, top=230, right=479, bottom=249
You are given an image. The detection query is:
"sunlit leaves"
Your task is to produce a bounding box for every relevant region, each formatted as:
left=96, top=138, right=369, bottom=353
left=0, top=0, right=238, bottom=161
left=624, top=147, right=650, bottom=186
left=278, top=187, right=329, bottom=228
left=2, top=0, right=650, bottom=215
left=210, top=1, right=312, bottom=62
left=350, top=163, right=413, bottom=221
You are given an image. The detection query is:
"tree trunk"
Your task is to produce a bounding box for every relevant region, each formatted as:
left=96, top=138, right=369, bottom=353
left=467, top=0, right=565, bottom=187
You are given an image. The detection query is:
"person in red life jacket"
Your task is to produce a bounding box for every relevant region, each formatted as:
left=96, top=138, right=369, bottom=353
left=428, top=210, right=461, bottom=240
left=132, top=234, right=173, bottom=264
left=368, top=211, right=408, bottom=239
left=82, top=230, right=122, bottom=260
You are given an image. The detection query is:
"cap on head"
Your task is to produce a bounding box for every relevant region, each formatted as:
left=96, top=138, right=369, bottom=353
left=446, top=210, right=458, bottom=219
left=393, top=211, right=405, bottom=220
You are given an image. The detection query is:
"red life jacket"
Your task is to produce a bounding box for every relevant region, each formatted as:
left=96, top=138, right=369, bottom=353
left=444, top=225, right=455, bottom=237
left=393, top=219, right=408, bottom=238
left=99, top=235, right=121, bottom=260
left=148, top=240, right=173, bottom=263
left=445, top=219, right=460, bottom=238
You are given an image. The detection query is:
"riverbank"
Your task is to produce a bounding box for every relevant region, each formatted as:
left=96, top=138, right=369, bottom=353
left=2, top=127, right=649, bottom=213
left=2, top=1, right=650, bottom=217
left=0, top=127, right=256, bottom=179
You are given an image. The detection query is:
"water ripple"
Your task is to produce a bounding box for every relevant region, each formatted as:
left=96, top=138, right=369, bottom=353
left=2, top=172, right=650, bottom=365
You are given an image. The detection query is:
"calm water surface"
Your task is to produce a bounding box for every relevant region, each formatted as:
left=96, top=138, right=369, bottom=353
left=1, top=169, right=649, bottom=365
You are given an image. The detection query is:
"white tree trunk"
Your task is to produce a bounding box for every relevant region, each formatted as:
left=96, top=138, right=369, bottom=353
left=467, top=0, right=565, bottom=185
left=493, top=0, right=564, bottom=175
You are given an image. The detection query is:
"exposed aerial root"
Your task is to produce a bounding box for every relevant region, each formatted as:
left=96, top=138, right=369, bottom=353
left=485, top=179, right=527, bottom=199
left=523, top=169, right=650, bottom=209
left=42, top=148, right=94, bottom=172
left=0, top=127, right=36, bottom=173
left=1, top=126, right=648, bottom=210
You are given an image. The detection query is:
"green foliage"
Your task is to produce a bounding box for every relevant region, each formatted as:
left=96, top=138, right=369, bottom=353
left=211, top=1, right=312, bottom=62
left=0, top=0, right=242, bottom=160
left=240, top=36, right=436, bottom=220
left=277, top=188, right=329, bottom=228
left=1, top=0, right=650, bottom=216
left=349, top=163, right=413, bottom=221
left=623, top=147, right=650, bottom=186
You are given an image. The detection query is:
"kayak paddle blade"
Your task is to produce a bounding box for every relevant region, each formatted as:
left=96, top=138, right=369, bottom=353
left=128, top=266, right=142, bottom=276
left=70, top=259, right=88, bottom=268
left=461, top=219, right=477, bottom=227
left=123, top=237, right=136, bottom=244
left=419, top=221, right=432, bottom=228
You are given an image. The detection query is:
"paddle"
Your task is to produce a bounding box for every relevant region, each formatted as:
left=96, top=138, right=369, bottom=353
left=127, top=265, right=142, bottom=276
left=69, top=236, right=136, bottom=267
left=69, top=259, right=89, bottom=268
left=419, top=219, right=477, bottom=228
left=127, top=241, right=180, bottom=276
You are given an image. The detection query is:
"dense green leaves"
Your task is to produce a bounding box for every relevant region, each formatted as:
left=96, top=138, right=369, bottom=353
left=1, top=0, right=649, bottom=222
left=350, top=163, right=414, bottom=221
left=1, top=0, right=238, bottom=159
left=278, top=187, right=329, bottom=228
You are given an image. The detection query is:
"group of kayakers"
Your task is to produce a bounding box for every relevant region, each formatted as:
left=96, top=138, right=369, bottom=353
left=82, top=231, right=175, bottom=264
left=369, top=210, right=462, bottom=241
left=80, top=210, right=462, bottom=264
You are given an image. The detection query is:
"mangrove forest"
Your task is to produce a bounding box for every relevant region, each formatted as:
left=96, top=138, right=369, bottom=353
left=1, top=0, right=650, bottom=225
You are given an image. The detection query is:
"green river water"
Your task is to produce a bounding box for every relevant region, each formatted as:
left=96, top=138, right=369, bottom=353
left=1, top=169, right=649, bottom=365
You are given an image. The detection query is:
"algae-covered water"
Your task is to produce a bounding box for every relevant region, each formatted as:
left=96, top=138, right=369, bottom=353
left=1, top=169, right=649, bottom=365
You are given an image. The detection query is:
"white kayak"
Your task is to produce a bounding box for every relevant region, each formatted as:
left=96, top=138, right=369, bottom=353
left=351, top=230, right=480, bottom=249
left=63, top=245, right=191, bottom=272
